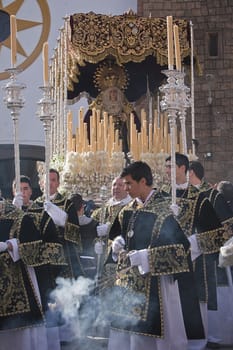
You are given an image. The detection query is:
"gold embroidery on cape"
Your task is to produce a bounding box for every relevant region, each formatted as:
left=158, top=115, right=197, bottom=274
left=64, top=222, right=82, bottom=250
left=8, top=209, right=25, bottom=239
left=196, top=227, right=226, bottom=254
left=68, top=12, right=190, bottom=90
left=92, top=203, right=122, bottom=225
left=175, top=198, right=196, bottom=237
left=114, top=253, right=151, bottom=323
left=0, top=254, right=30, bottom=316
left=145, top=197, right=189, bottom=275
left=42, top=242, right=67, bottom=265
left=19, top=241, right=66, bottom=267
left=114, top=191, right=184, bottom=326
left=19, top=241, right=45, bottom=266
left=149, top=244, right=189, bottom=275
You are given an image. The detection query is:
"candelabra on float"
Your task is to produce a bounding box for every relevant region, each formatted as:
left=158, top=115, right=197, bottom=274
left=159, top=69, right=190, bottom=205
left=3, top=68, right=26, bottom=193
left=37, top=85, right=55, bottom=201
left=176, top=72, right=191, bottom=155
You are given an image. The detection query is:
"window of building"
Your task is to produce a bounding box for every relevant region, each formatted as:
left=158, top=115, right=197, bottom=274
left=207, top=32, right=219, bottom=58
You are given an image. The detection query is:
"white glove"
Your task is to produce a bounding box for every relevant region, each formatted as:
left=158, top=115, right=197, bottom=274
left=44, top=200, right=68, bottom=227
left=13, top=192, right=23, bottom=208
left=94, top=240, right=105, bottom=255
left=0, top=242, right=8, bottom=252
left=112, top=236, right=125, bottom=254
left=188, top=234, right=202, bottom=261
left=128, top=249, right=150, bottom=275
left=170, top=203, right=180, bottom=216
left=219, top=237, right=233, bottom=267
left=111, top=235, right=125, bottom=262
left=97, top=223, right=110, bottom=237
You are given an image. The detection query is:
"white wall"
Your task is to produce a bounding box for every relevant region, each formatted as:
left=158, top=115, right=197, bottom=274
left=0, top=0, right=137, bottom=146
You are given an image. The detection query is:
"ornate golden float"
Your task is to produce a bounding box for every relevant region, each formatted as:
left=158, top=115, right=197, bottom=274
left=42, top=11, right=195, bottom=198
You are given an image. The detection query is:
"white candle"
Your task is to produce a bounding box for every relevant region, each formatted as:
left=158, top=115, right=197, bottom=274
left=166, top=16, right=173, bottom=70
left=42, top=42, right=49, bottom=85
left=157, top=92, right=160, bottom=127
left=149, top=95, right=153, bottom=124
left=10, top=15, right=17, bottom=67
left=173, top=25, right=181, bottom=71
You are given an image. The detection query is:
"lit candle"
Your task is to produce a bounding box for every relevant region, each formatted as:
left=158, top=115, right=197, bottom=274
left=149, top=95, right=153, bottom=124
left=103, top=112, right=108, bottom=151
left=42, top=42, right=49, bottom=85
left=78, top=108, right=84, bottom=149
left=115, top=129, right=119, bottom=150
left=84, top=123, right=88, bottom=151
left=166, top=16, right=174, bottom=70
left=142, top=119, right=147, bottom=152
left=67, top=111, right=73, bottom=152
left=173, top=25, right=181, bottom=71
left=157, top=92, right=160, bottom=127
left=10, top=15, right=17, bottom=67
left=149, top=123, right=152, bottom=153
left=72, top=137, right=76, bottom=152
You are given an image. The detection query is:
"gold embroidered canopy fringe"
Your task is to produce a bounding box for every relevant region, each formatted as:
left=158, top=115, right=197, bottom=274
left=68, top=11, right=190, bottom=91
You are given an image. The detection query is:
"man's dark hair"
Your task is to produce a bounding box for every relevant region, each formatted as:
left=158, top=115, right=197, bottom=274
left=120, top=161, right=153, bottom=186
left=49, top=168, right=60, bottom=181
left=166, top=152, right=189, bottom=174
left=217, top=181, right=233, bottom=204
left=189, top=161, right=204, bottom=180
left=12, top=175, right=32, bottom=190
left=69, top=193, right=84, bottom=211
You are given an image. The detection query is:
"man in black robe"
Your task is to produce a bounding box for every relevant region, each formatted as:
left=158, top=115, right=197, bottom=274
left=107, top=161, right=202, bottom=350
left=162, top=153, right=226, bottom=350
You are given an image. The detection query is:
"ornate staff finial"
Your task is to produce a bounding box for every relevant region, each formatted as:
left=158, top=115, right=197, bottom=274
left=3, top=68, right=26, bottom=195
left=37, top=85, right=55, bottom=201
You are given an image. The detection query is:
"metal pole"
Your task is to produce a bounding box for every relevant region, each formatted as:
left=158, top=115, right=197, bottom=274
left=190, top=21, right=196, bottom=156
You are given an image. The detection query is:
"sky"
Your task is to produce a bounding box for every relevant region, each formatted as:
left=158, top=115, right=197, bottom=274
left=0, top=0, right=137, bottom=146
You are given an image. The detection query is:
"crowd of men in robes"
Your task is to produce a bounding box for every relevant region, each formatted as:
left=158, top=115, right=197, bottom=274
left=0, top=153, right=233, bottom=350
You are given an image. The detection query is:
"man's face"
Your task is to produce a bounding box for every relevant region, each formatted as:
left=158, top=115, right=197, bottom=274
left=165, top=160, right=186, bottom=184
left=20, top=182, right=32, bottom=206
left=188, top=169, right=195, bottom=184
left=49, top=172, right=59, bottom=195
left=165, top=161, right=172, bottom=179
left=111, top=177, right=128, bottom=201
left=122, top=175, right=143, bottom=199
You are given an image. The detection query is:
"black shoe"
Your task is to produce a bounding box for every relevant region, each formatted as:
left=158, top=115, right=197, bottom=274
left=206, top=341, right=220, bottom=349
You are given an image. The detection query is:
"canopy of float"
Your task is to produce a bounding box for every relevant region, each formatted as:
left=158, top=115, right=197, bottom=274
left=66, top=10, right=191, bottom=103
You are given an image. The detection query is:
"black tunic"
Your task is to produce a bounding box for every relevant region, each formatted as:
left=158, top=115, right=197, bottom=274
left=161, top=184, right=224, bottom=314
left=0, top=204, right=45, bottom=331
left=108, top=191, right=204, bottom=339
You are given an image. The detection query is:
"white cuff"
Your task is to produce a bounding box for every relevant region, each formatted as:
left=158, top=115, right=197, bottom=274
left=128, top=249, right=150, bottom=275
left=188, top=234, right=202, bottom=261
left=219, top=236, right=233, bottom=268
left=112, top=236, right=125, bottom=255
left=0, top=242, right=8, bottom=252
left=138, top=249, right=150, bottom=275
left=44, top=201, right=68, bottom=227
left=97, top=223, right=109, bottom=237
left=7, top=238, right=20, bottom=262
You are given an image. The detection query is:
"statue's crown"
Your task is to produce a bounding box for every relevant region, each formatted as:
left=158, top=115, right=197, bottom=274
left=94, top=60, right=128, bottom=92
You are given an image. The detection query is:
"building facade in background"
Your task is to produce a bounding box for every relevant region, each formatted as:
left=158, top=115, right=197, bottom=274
left=137, top=0, right=233, bottom=184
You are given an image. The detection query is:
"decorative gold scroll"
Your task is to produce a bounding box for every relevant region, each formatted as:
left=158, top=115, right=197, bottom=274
left=67, top=11, right=190, bottom=90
